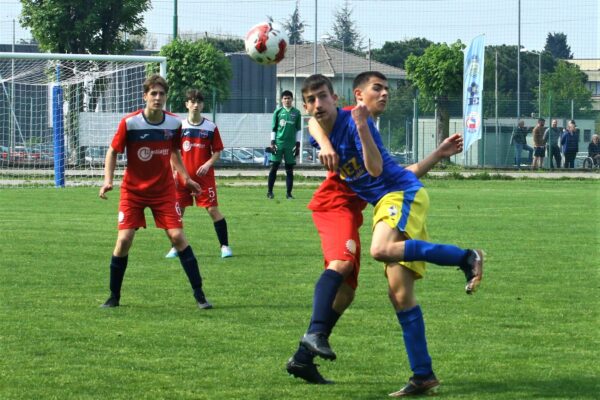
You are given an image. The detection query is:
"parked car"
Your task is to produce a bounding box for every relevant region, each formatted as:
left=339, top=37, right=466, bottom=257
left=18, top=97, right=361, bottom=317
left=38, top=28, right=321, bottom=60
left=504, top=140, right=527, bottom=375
left=85, top=146, right=126, bottom=167
left=10, top=145, right=30, bottom=161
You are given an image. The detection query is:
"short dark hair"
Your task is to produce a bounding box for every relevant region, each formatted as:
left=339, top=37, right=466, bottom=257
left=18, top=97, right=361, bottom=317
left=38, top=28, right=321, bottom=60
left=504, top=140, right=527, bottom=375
left=538, top=118, right=545, bottom=123
left=143, top=74, right=169, bottom=94
left=301, top=74, right=334, bottom=101
left=186, top=89, right=204, bottom=102
left=353, top=71, right=387, bottom=89
left=281, top=90, right=293, bottom=99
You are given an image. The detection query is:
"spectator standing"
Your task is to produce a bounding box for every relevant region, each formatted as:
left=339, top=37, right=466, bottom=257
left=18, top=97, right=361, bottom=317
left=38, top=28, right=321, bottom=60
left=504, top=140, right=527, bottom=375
left=561, top=120, right=579, bottom=168
left=543, top=119, right=562, bottom=169
left=511, top=120, right=533, bottom=168
left=531, top=118, right=546, bottom=170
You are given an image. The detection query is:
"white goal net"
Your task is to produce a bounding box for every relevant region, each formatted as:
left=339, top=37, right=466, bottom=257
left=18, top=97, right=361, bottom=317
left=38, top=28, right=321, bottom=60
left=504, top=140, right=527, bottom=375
left=0, top=52, right=166, bottom=188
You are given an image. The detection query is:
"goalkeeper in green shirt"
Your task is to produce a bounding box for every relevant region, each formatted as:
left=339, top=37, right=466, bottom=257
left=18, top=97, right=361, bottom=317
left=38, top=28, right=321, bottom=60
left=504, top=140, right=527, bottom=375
left=267, top=90, right=302, bottom=199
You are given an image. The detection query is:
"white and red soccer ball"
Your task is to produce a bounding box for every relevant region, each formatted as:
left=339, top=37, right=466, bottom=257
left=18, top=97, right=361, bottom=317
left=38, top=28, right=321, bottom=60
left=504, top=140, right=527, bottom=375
left=245, top=22, right=288, bottom=65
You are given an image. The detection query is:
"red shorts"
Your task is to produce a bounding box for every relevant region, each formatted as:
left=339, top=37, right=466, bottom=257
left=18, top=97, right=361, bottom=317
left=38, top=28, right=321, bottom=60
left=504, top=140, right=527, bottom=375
left=118, top=191, right=183, bottom=230
left=176, top=174, right=218, bottom=209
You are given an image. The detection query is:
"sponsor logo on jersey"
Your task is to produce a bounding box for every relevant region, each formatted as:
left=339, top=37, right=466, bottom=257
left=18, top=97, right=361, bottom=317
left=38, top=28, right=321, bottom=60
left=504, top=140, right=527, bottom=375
left=279, top=119, right=286, bottom=127
left=140, top=133, right=150, bottom=139
left=183, top=140, right=192, bottom=152
left=137, top=146, right=170, bottom=161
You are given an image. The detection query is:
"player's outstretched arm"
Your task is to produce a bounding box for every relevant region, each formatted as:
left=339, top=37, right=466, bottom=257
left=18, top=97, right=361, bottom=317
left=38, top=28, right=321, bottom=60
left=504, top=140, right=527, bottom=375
left=405, top=133, right=463, bottom=178
left=307, top=117, right=339, bottom=171
left=352, top=102, right=382, bottom=177
left=171, top=150, right=201, bottom=194
left=99, top=146, right=118, bottom=199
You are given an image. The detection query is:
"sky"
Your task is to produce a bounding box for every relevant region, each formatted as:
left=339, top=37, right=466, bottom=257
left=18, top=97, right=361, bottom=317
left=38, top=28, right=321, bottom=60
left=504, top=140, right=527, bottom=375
left=1, top=0, right=598, bottom=58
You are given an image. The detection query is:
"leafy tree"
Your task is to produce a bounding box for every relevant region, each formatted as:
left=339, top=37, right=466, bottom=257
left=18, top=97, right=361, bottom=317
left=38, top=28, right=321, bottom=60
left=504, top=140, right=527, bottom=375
left=544, top=32, right=573, bottom=59
left=380, top=82, right=418, bottom=151
left=405, top=41, right=464, bottom=146
left=20, top=0, right=151, bottom=164
left=20, top=0, right=150, bottom=54
left=283, top=1, right=305, bottom=45
left=540, top=61, right=592, bottom=117
left=370, top=38, right=433, bottom=69
left=481, top=45, right=567, bottom=117
left=155, top=39, right=232, bottom=112
left=202, top=37, right=244, bottom=53
left=326, top=0, right=363, bottom=53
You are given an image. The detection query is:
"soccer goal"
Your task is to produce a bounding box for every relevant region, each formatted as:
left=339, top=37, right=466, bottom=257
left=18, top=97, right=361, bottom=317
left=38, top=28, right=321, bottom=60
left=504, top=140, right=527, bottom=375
left=0, top=52, right=166, bottom=188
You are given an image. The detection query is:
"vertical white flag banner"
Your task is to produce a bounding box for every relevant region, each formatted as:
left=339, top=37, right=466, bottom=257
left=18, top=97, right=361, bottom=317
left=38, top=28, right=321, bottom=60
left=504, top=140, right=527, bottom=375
left=463, top=35, right=485, bottom=152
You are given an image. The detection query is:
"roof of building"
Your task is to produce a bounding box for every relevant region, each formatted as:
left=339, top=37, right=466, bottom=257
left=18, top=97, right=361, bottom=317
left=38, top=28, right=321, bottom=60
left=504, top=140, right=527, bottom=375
left=276, top=44, right=406, bottom=80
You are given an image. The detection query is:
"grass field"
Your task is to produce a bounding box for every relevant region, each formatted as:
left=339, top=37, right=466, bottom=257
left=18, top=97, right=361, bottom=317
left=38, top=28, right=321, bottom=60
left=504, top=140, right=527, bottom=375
left=0, top=179, right=598, bottom=399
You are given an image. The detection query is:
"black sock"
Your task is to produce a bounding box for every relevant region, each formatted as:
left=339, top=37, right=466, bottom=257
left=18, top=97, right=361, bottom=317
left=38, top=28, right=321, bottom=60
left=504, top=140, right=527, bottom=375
left=213, top=218, right=228, bottom=247
left=268, top=163, right=280, bottom=193
left=285, top=164, right=294, bottom=195
left=178, top=245, right=203, bottom=290
left=109, top=255, right=128, bottom=298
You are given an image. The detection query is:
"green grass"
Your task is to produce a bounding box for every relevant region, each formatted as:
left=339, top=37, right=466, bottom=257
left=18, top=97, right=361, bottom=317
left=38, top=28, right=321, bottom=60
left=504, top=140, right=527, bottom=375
left=0, top=180, right=598, bottom=399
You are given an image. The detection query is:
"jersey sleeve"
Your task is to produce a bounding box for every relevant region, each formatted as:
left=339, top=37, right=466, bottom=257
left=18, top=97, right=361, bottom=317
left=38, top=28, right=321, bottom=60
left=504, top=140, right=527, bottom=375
left=172, top=125, right=182, bottom=151
left=212, top=126, right=225, bottom=152
left=110, top=118, right=128, bottom=153
left=271, top=108, right=279, bottom=133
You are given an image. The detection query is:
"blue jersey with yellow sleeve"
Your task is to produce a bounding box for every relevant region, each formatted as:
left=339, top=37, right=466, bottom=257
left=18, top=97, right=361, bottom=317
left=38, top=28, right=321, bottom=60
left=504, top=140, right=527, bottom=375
left=318, top=108, right=422, bottom=205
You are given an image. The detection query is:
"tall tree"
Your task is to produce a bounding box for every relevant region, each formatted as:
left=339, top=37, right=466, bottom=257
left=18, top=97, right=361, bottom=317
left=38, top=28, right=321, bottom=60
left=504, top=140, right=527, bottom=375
left=20, top=0, right=151, bottom=164
left=405, top=41, right=464, bottom=147
left=540, top=61, right=592, bottom=117
left=283, top=1, right=305, bottom=45
left=370, top=38, right=433, bottom=69
left=326, top=0, right=363, bottom=53
left=544, top=32, right=573, bottom=59
left=20, top=0, right=150, bottom=54
left=156, top=39, right=232, bottom=112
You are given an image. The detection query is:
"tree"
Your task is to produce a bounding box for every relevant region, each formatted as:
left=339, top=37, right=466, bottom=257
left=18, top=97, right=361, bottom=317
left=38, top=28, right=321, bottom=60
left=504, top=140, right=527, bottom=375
left=20, top=0, right=151, bottom=164
left=326, top=0, right=363, bottom=53
left=379, top=82, right=418, bottom=151
left=20, top=0, right=150, bottom=54
left=544, top=32, right=573, bottom=59
left=156, top=39, right=232, bottom=112
left=405, top=41, right=464, bottom=147
left=370, top=38, right=433, bottom=69
left=283, top=1, right=305, bottom=45
left=540, top=61, right=593, bottom=117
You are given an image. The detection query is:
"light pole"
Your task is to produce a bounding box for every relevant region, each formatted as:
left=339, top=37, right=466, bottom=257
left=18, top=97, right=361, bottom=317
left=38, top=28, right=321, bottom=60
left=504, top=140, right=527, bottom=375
left=520, top=48, right=542, bottom=117
left=321, top=35, right=345, bottom=99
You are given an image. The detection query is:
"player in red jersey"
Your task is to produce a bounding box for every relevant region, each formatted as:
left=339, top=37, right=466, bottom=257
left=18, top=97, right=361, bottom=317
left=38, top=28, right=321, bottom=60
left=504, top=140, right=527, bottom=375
left=286, top=72, right=385, bottom=383
left=98, top=74, right=212, bottom=310
left=165, top=89, right=232, bottom=259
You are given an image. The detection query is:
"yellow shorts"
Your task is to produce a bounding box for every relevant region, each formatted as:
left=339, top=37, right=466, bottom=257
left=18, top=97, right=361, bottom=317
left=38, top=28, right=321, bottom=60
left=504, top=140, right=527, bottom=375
left=372, top=187, right=430, bottom=279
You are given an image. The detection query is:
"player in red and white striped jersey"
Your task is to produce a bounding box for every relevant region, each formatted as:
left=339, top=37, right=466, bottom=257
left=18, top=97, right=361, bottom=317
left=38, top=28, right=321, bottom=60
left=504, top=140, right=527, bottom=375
left=165, top=89, right=232, bottom=259
left=98, top=74, right=212, bottom=310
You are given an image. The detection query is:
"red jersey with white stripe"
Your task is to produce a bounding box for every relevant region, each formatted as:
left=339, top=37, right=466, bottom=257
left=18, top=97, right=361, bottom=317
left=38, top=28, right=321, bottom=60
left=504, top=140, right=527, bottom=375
left=177, top=118, right=224, bottom=185
left=110, top=109, right=182, bottom=198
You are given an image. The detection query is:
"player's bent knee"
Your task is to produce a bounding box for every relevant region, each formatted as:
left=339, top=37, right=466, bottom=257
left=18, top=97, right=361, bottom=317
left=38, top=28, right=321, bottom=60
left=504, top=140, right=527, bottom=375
left=327, top=260, right=354, bottom=277
left=370, top=244, right=391, bottom=262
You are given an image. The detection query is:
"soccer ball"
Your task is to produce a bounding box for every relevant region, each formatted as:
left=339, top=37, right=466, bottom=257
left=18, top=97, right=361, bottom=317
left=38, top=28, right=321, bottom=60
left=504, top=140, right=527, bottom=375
left=245, top=22, right=288, bottom=65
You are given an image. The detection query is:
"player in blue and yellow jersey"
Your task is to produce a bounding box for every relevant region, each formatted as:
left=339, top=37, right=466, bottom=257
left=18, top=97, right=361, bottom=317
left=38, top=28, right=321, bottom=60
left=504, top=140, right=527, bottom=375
left=99, top=74, right=212, bottom=310
left=164, top=89, right=232, bottom=260
left=292, top=73, right=484, bottom=397
left=267, top=90, right=302, bottom=199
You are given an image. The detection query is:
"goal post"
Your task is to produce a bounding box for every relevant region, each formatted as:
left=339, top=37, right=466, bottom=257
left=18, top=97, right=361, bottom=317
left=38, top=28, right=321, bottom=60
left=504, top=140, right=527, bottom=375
left=0, top=52, right=167, bottom=188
